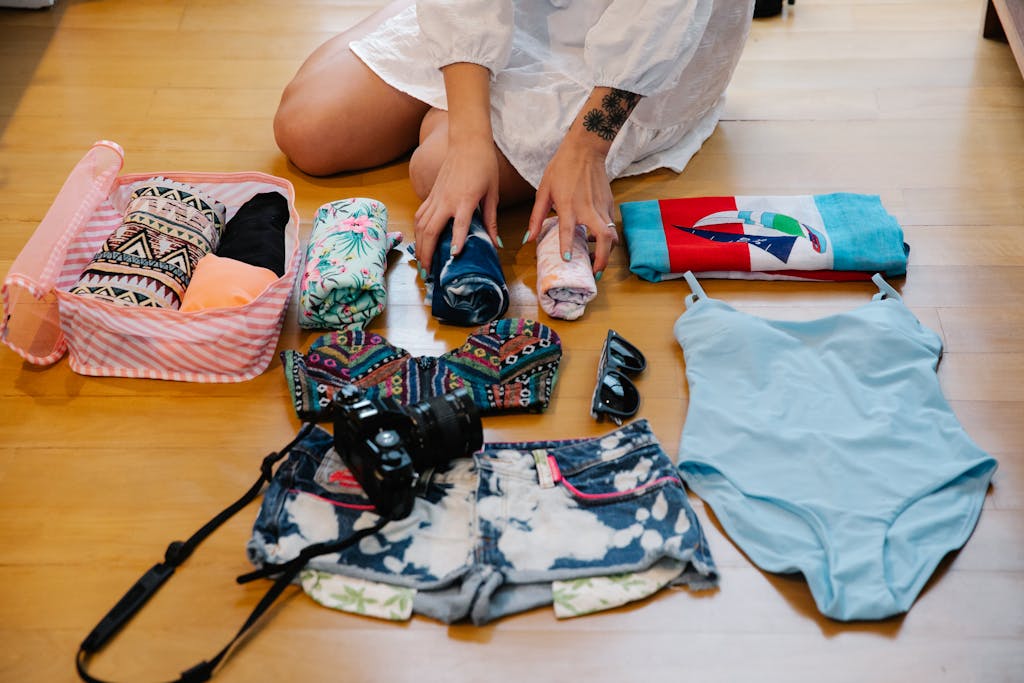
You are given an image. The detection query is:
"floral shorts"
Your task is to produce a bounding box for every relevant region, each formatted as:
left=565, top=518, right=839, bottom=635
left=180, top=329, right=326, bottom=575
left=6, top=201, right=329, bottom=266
left=247, top=419, right=718, bottom=624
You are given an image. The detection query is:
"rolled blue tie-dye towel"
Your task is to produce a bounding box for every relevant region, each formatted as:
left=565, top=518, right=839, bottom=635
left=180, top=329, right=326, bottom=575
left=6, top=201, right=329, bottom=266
left=414, top=210, right=509, bottom=326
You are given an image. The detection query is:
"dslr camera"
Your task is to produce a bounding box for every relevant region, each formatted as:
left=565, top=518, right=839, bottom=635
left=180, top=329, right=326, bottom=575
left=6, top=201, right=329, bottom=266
left=331, top=385, right=483, bottom=520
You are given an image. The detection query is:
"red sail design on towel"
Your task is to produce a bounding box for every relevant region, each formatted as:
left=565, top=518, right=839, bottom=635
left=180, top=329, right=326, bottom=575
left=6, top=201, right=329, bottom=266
left=659, top=196, right=751, bottom=274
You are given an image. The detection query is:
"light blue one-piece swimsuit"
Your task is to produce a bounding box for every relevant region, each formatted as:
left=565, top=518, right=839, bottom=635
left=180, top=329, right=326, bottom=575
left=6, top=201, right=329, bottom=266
left=674, top=272, right=997, bottom=621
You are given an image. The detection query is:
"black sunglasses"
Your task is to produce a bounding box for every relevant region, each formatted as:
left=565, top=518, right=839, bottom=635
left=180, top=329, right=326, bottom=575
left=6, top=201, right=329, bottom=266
left=590, top=329, right=646, bottom=425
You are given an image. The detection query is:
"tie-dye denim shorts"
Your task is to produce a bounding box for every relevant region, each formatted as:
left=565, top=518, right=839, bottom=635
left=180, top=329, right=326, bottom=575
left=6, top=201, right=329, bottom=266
left=246, top=419, right=718, bottom=624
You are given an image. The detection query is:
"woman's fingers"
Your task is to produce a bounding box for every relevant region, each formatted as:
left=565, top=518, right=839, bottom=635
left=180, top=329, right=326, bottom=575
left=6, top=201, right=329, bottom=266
left=414, top=201, right=440, bottom=275
left=526, top=188, right=553, bottom=245
left=590, top=218, right=619, bottom=276
left=449, top=203, right=477, bottom=256
left=482, top=190, right=502, bottom=249
left=557, top=211, right=578, bottom=263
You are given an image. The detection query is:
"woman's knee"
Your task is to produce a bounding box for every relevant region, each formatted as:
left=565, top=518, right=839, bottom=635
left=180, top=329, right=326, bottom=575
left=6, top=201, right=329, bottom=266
left=273, top=93, right=339, bottom=177
left=275, top=71, right=429, bottom=176
left=274, top=94, right=396, bottom=176
left=277, top=110, right=432, bottom=178
left=407, top=110, right=448, bottom=198
left=408, top=144, right=443, bottom=200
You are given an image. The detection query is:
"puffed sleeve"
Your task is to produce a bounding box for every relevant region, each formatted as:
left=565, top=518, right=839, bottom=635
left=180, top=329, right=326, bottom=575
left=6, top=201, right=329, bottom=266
left=585, top=0, right=716, bottom=96
left=416, top=0, right=514, bottom=75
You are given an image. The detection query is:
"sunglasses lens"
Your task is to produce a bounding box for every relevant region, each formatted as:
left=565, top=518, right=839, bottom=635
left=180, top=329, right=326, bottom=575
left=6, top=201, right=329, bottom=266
left=607, top=337, right=645, bottom=373
left=597, top=371, right=640, bottom=415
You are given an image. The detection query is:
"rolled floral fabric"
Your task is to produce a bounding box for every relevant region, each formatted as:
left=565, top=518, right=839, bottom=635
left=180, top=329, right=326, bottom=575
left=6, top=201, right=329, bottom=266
left=298, top=198, right=402, bottom=330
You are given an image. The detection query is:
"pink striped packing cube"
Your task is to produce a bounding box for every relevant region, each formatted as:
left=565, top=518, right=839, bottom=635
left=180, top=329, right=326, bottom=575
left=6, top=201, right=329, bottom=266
left=0, top=141, right=301, bottom=382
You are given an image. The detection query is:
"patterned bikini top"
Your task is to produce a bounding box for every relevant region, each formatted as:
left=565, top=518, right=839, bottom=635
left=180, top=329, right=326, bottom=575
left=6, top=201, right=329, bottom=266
left=282, top=318, right=562, bottom=420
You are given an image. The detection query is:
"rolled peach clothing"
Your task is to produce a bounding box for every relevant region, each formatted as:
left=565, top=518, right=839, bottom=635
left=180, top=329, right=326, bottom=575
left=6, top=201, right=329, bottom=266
left=179, top=253, right=278, bottom=312
left=535, top=217, right=597, bottom=321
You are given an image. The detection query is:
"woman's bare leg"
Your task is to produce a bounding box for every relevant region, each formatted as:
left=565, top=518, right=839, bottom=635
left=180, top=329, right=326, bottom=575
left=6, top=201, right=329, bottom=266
left=409, top=108, right=536, bottom=206
left=274, top=0, right=430, bottom=176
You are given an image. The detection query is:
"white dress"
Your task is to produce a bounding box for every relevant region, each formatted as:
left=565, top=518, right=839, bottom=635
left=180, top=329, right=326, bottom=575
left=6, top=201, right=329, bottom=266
left=350, top=0, right=755, bottom=188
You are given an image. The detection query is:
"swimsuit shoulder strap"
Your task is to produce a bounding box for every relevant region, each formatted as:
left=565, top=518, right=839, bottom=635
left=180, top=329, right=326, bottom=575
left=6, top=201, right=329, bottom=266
left=871, top=273, right=903, bottom=302
left=683, top=271, right=709, bottom=309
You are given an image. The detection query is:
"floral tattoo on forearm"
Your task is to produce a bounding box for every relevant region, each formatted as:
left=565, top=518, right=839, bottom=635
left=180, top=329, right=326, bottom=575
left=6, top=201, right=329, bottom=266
left=582, top=89, right=642, bottom=141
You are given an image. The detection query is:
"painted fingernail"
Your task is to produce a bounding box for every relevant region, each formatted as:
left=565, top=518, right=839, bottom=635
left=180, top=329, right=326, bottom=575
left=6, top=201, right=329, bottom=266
left=563, top=250, right=572, bottom=262
left=450, top=243, right=460, bottom=256
left=594, top=270, right=603, bottom=282
left=496, top=235, right=505, bottom=248
left=521, top=230, right=530, bottom=245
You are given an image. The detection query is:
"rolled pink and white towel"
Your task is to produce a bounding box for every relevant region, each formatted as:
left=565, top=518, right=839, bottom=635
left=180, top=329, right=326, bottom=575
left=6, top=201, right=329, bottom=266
left=535, top=217, right=597, bottom=321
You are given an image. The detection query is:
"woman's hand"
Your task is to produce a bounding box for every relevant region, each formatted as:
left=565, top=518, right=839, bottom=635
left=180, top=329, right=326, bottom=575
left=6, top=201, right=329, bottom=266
left=526, top=133, right=617, bottom=278
left=413, top=62, right=501, bottom=273
left=414, top=135, right=500, bottom=272
left=524, top=87, right=640, bottom=279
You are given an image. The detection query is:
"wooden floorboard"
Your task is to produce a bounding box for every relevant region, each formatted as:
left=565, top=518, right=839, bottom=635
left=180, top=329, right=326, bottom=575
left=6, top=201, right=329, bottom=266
left=0, top=0, right=1022, bottom=681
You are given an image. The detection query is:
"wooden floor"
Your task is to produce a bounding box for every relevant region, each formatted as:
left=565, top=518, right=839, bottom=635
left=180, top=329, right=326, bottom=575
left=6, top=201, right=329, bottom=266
left=2, top=1, right=1023, bottom=681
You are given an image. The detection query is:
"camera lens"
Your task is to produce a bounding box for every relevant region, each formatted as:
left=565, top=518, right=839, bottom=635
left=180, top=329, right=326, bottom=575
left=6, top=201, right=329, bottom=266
left=404, top=387, right=483, bottom=469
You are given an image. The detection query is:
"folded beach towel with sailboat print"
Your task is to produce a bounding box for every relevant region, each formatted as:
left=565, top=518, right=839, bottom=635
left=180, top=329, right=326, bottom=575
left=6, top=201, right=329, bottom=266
left=620, top=193, right=909, bottom=282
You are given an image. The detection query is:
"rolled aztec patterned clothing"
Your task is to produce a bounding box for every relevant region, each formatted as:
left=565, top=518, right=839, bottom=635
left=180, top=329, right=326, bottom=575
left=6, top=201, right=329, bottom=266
left=70, top=177, right=226, bottom=308
left=281, top=317, right=562, bottom=421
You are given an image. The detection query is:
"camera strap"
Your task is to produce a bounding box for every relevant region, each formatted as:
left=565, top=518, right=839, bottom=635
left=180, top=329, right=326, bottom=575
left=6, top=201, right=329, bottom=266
left=75, top=424, right=389, bottom=683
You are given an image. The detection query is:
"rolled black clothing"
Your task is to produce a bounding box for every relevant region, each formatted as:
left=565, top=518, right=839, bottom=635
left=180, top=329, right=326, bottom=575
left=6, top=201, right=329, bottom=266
left=217, top=191, right=289, bottom=276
